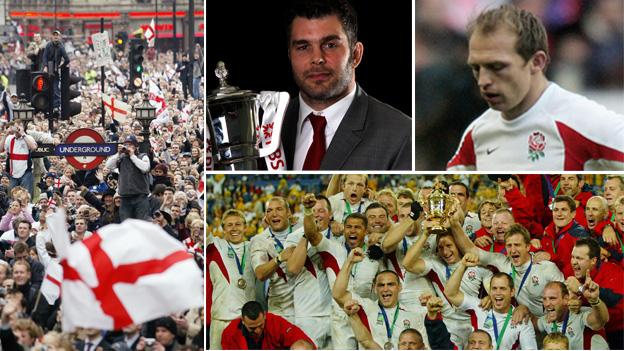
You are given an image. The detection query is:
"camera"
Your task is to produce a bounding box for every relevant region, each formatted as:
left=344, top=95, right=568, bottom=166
left=144, top=338, right=156, bottom=348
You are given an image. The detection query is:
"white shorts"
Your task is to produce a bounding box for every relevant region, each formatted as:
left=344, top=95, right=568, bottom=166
left=295, top=316, right=332, bottom=349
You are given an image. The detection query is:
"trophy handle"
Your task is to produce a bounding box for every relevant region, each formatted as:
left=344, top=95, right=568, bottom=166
left=257, top=91, right=290, bottom=158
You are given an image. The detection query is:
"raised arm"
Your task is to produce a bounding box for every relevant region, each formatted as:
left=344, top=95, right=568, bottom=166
left=449, top=203, right=480, bottom=256
left=382, top=202, right=422, bottom=253
left=287, top=237, right=308, bottom=275
left=326, top=175, right=342, bottom=197
left=445, top=253, right=479, bottom=307
left=422, top=295, right=456, bottom=350
left=344, top=299, right=381, bottom=350
left=332, top=247, right=363, bottom=308
left=302, top=194, right=322, bottom=246
left=402, top=222, right=433, bottom=275
left=583, top=276, right=610, bottom=330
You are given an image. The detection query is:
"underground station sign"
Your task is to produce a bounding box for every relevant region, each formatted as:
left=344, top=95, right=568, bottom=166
left=32, top=128, right=118, bottom=170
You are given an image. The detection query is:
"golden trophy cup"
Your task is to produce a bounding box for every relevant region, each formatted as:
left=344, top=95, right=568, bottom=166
left=418, top=182, right=455, bottom=234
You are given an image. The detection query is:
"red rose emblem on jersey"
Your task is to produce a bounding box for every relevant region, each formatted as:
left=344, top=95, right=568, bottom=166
left=528, top=131, right=546, bottom=161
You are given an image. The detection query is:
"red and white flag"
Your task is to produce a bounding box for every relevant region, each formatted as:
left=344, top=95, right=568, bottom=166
left=102, top=94, right=131, bottom=124
left=148, top=81, right=169, bottom=124
left=48, top=211, right=203, bottom=331
left=145, top=18, right=156, bottom=48
left=41, top=260, right=63, bottom=304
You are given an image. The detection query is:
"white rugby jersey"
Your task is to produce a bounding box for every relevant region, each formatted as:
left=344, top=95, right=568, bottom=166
left=418, top=257, right=493, bottom=347
left=5, top=135, right=31, bottom=178
left=448, top=82, right=624, bottom=171
left=537, top=308, right=610, bottom=350
left=328, top=193, right=372, bottom=224
left=354, top=297, right=429, bottom=350
left=207, top=236, right=255, bottom=321
left=315, top=236, right=384, bottom=303
left=284, top=228, right=333, bottom=318
left=249, top=227, right=296, bottom=317
left=384, top=234, right=436, bottom=308
left=459, top=295, right=538, bottom=350
left=478, top=250, right=564, bottom=317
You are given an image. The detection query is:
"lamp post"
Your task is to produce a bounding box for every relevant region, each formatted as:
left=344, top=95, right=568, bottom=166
left=13, top=94, right=35, bottom=130
left=134, top=94, right=156, bottom=154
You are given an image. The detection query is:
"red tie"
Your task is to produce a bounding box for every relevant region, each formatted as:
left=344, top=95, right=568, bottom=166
left=303, top=113, right=327, bottom=170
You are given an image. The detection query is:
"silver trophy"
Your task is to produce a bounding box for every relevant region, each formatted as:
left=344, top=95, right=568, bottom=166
left=207, top=62, right=289, bottom=170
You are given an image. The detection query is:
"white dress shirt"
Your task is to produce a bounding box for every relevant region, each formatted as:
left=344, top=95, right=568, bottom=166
left=293, top=89, right=357, bottom=170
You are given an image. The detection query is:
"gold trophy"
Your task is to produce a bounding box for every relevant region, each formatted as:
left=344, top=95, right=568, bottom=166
left=418, top=182, right=454, bottom=234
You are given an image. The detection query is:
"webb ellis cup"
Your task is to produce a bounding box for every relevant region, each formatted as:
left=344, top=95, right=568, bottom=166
left=207, top=61, right=289, bottom=170
left=418, top=182, right=455, bottom=234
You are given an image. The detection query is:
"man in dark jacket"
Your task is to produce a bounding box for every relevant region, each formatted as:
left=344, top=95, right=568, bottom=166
left=104, top=135, right=150, bottom=221
left=176, top=54, right=192, bottom=100
left=42, top=30, right=70, bottom=111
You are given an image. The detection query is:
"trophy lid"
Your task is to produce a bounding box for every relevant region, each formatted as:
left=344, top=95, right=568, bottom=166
left=207, top=61, right=256, bottom=102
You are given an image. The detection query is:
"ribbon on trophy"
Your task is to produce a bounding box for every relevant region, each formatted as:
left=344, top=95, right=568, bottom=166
left=206, top=133, right=214, bottom=171
left=257, top=91, right=289, bottom=171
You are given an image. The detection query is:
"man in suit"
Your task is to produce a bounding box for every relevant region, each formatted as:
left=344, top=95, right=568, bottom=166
left=74, top=328, right=113, bottom=351
left=281, top=0, right=412, bottom=170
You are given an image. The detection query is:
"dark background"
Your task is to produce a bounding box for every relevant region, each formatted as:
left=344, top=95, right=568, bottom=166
left=206, top=0, right=413, bottom=117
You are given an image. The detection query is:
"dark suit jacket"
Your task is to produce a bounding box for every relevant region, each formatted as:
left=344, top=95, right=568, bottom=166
left=75, top=338, right=114, bottom=351
left=281, top=85, right=412, bottom=170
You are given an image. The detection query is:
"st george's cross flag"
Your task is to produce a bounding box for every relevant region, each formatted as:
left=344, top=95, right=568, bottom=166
left=40, top=260, right=63, bottom=304
left=102, top=94, right=131, bottom=124
left=145, top=18, right=156, bottom=47
left=48, top=210, right=203, bottom=331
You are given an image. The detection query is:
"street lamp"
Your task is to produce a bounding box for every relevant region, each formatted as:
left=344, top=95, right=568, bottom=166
left=13, top=94, right=35, bottom=129
left=134, top=94, right=156, bottom=154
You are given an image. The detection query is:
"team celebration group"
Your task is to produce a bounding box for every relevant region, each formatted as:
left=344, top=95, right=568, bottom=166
left=207, top=174, right=624, bottom=350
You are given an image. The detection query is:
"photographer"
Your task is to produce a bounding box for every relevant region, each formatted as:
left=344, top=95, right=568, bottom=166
left=0, top=119, right=38, bottom=198
left=105, top=135, right=150, bottom=222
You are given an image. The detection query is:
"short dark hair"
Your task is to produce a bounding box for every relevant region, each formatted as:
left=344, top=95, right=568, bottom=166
left=13, top=241, right=29, bottom=255
left=491, top=272, right=514, bottom=290
left=449, top=181, right=470, bottom=198
left=14, top=219, right=32, bottom=231
left=315, top=194, right=332, bottom=213
left=242, top=301, right=265, bottom=320
left=574, top=238, right=601, bottom=260
left=373, top=270, right=400, bottom=286
left=553, top=195, right=577, bottom=212
left=365, top=202, right=389, bottom=218
left=286, top=0, right=358, bottom=50
left=344, top=212, right=367, bottom=227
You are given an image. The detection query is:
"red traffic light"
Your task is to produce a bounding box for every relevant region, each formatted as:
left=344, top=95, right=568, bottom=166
left=32, top=75, right=49, bottom=92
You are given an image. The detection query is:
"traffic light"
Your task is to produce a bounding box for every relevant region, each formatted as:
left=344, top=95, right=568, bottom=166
left=60, top=67, right=82, bottom=120
left=129, top=38, right=145, bottom=90
left=30, top=71, right=52, bottom=115
left=115, top=32, right=125, bottom=52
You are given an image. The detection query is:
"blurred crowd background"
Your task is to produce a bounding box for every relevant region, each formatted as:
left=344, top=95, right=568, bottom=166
left=206, top=173, right=610, bottom=239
